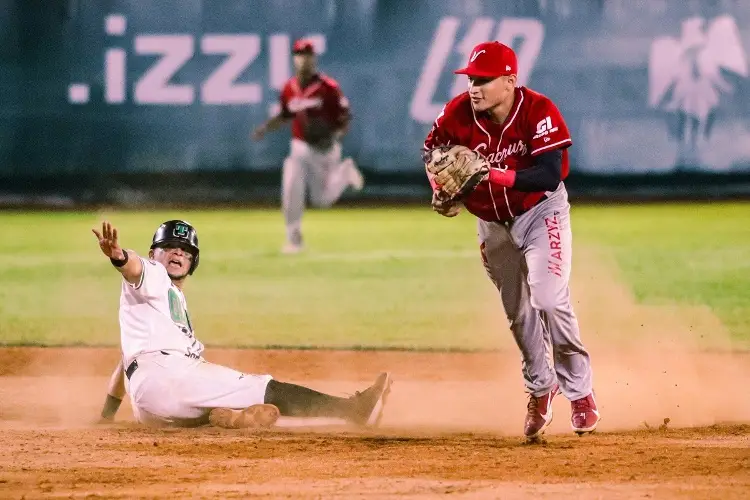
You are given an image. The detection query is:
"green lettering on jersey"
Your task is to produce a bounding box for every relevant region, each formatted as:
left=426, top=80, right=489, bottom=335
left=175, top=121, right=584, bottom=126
left=168, top=288, right=188, bottom=327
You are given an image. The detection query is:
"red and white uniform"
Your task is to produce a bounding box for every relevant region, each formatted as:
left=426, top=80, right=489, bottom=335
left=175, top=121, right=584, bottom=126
left=276, top=62, right=360, bottom=250
left=424, top=87, right=572, bottom=222
left=279, top=73, right=350, bottom=146
left=422, top=41, right=597, bottom=431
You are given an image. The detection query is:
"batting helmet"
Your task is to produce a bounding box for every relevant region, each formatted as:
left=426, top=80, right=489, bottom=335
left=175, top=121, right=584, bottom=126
left=150, top=220, right=200, bottom=275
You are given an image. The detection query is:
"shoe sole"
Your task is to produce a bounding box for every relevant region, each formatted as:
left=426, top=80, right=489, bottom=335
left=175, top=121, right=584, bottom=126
left=573, top=415, right=601, bottom=435
left=209, top=404, right=280, bottom=429
left=526, top=414, right=554, bottom=440
left=365, top=372, right=392, bottom=427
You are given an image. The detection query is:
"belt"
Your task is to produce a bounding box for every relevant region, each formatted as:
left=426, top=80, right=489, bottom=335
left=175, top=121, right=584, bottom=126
left=519, top=193, right=548, bottom=217
left=125, top=351, right=170, bottom=380
left=125, top=359, right=138, bottom=380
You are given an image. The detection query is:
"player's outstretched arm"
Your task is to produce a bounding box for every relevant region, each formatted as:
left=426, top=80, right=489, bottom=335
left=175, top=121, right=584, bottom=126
left=92, top=221, right=143, bottom=285
left=251, top=112, right=289, bottom=141
left=98, top=361, right=125, bottom=422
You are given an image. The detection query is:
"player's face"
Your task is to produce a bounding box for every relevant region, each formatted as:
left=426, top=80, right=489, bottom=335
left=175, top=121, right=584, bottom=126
left=151, top=245, right=194, bottom=280
left=467, top=75, right=516, bottom=113
left=293, top=53, right=316, bottom=75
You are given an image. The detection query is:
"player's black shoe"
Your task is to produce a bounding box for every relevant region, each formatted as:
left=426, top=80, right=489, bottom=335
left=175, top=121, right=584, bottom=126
left=348, top=372, right=392, bottom=427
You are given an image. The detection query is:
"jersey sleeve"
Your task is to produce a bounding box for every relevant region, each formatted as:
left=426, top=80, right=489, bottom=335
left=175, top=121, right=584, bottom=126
left=126, top=257, right=171, bottom=300
left=423, top=104, right=457, bottom=190
left=527, top=98, right=572, bottom=156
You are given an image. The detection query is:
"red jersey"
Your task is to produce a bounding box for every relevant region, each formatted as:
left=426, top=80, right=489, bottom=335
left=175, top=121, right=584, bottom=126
left=423, top=87, right=572, bottom=222
left=279, top=73, right=350, bottom=143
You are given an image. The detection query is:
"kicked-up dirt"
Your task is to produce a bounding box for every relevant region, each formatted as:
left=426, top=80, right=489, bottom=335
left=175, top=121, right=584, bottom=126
left=1, top=347, right=749, bottom=499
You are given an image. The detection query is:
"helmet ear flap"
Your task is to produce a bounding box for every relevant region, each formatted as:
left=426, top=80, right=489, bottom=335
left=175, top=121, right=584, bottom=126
left=188, top=252, right=199, bottom=275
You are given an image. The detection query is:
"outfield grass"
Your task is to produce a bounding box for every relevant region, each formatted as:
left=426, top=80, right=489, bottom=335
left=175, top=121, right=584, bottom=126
left=0, top=202, right=747, bottom=349
left=573, top=202, right=750, bottom=344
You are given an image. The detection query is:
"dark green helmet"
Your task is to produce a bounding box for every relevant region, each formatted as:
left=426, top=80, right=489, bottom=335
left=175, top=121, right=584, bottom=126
left=150, top=220, right=200, bottom=275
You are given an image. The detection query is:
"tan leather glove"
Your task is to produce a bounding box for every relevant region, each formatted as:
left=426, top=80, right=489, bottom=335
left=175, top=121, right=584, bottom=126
left=425, top=145, right=489, bottom=200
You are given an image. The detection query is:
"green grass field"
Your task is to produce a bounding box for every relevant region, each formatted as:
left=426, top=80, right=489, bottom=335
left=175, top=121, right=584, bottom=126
left=0, top=202, right=748, bottom=349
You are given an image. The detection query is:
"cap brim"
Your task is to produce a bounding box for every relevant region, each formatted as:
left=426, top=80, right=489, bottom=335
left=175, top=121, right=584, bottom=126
left=453, top=67, right=504, bottom=77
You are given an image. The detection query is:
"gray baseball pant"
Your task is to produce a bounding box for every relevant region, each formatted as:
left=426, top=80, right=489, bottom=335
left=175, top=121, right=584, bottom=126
left=477, top=183, right=593, bottom=401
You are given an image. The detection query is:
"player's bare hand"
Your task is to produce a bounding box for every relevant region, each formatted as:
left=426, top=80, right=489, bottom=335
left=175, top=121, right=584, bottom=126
left=432, top=191, right=461, bottom=218
left=92, top=221, right=125, bottom=260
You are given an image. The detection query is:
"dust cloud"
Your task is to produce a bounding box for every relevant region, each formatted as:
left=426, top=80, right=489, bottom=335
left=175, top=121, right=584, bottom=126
left=1, top=247, right=748, bottom=435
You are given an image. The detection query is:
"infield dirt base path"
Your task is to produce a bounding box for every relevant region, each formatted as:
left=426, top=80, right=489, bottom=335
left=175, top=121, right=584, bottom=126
left=2, top=246, right=749, bottom=498
left=2, top=347, right=750, bottom=499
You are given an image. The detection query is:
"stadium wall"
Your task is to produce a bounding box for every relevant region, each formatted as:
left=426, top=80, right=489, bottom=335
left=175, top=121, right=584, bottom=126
left=2, top=0, right=750, bottom=205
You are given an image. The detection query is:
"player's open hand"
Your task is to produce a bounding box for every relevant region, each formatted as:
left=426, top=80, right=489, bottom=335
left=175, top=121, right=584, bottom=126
left=92, top=221, right=125, bottom=260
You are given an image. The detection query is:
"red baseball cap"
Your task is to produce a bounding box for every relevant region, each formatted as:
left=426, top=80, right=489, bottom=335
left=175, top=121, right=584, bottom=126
left=293, top=39, right=315, bottom=55
left=454, top=41, right=518, bottom=78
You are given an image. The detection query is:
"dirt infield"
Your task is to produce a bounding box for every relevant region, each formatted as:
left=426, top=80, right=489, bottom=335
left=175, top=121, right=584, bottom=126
left=2, top=347, right=750, bottom=499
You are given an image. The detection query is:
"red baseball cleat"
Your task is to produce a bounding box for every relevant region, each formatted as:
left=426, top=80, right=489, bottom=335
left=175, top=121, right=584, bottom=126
left=524, top=384, right=560, bottom=439
left=571, top=393, right=600, bottom=435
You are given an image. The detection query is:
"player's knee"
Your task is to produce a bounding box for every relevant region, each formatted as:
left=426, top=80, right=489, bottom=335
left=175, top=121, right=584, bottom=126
left=552, top=340, right=589, bottom=362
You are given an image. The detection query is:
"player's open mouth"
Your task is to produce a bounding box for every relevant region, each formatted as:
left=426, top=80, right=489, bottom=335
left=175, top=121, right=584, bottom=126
left=169, top=259, right=182, bottom=267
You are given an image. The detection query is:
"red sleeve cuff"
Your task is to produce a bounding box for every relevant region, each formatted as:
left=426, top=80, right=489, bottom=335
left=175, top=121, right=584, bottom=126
left=489, top=168, right=516, bottom=188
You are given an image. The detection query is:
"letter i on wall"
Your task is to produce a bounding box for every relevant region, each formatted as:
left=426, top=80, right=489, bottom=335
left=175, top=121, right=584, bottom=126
left=105, top=14, right=127, bottom=104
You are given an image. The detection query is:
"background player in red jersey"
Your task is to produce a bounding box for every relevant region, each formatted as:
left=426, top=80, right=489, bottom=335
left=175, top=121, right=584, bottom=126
left=423, top=41, right=600, bottom=440
left=252, top=39, right=364, bottom=253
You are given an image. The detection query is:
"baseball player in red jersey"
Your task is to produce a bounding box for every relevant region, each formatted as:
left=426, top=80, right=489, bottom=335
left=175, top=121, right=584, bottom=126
left=423, top=41, right=600, bottom=440
left=252, top=39, right=363, bottom=253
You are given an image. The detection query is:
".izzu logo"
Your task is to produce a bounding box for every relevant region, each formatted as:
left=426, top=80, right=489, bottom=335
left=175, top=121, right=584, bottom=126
left=67, top=14, right=325, bottom=109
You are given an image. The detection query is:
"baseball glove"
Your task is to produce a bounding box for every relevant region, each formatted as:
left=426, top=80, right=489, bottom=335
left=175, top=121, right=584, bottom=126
left=424, top=145, right=489, bottom=200
left=303, top=117, right=336, bottom=151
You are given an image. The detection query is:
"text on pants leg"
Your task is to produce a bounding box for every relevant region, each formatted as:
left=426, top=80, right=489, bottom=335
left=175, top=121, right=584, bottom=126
left=544, top=212, right=563, bottom=278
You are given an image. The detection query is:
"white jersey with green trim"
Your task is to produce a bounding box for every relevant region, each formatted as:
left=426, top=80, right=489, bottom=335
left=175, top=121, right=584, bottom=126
left=119, top=257, right=204, bottom=367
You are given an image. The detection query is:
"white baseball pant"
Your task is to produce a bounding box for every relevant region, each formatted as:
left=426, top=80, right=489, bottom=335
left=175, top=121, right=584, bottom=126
left=125, top=351, right=272, bottom=427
